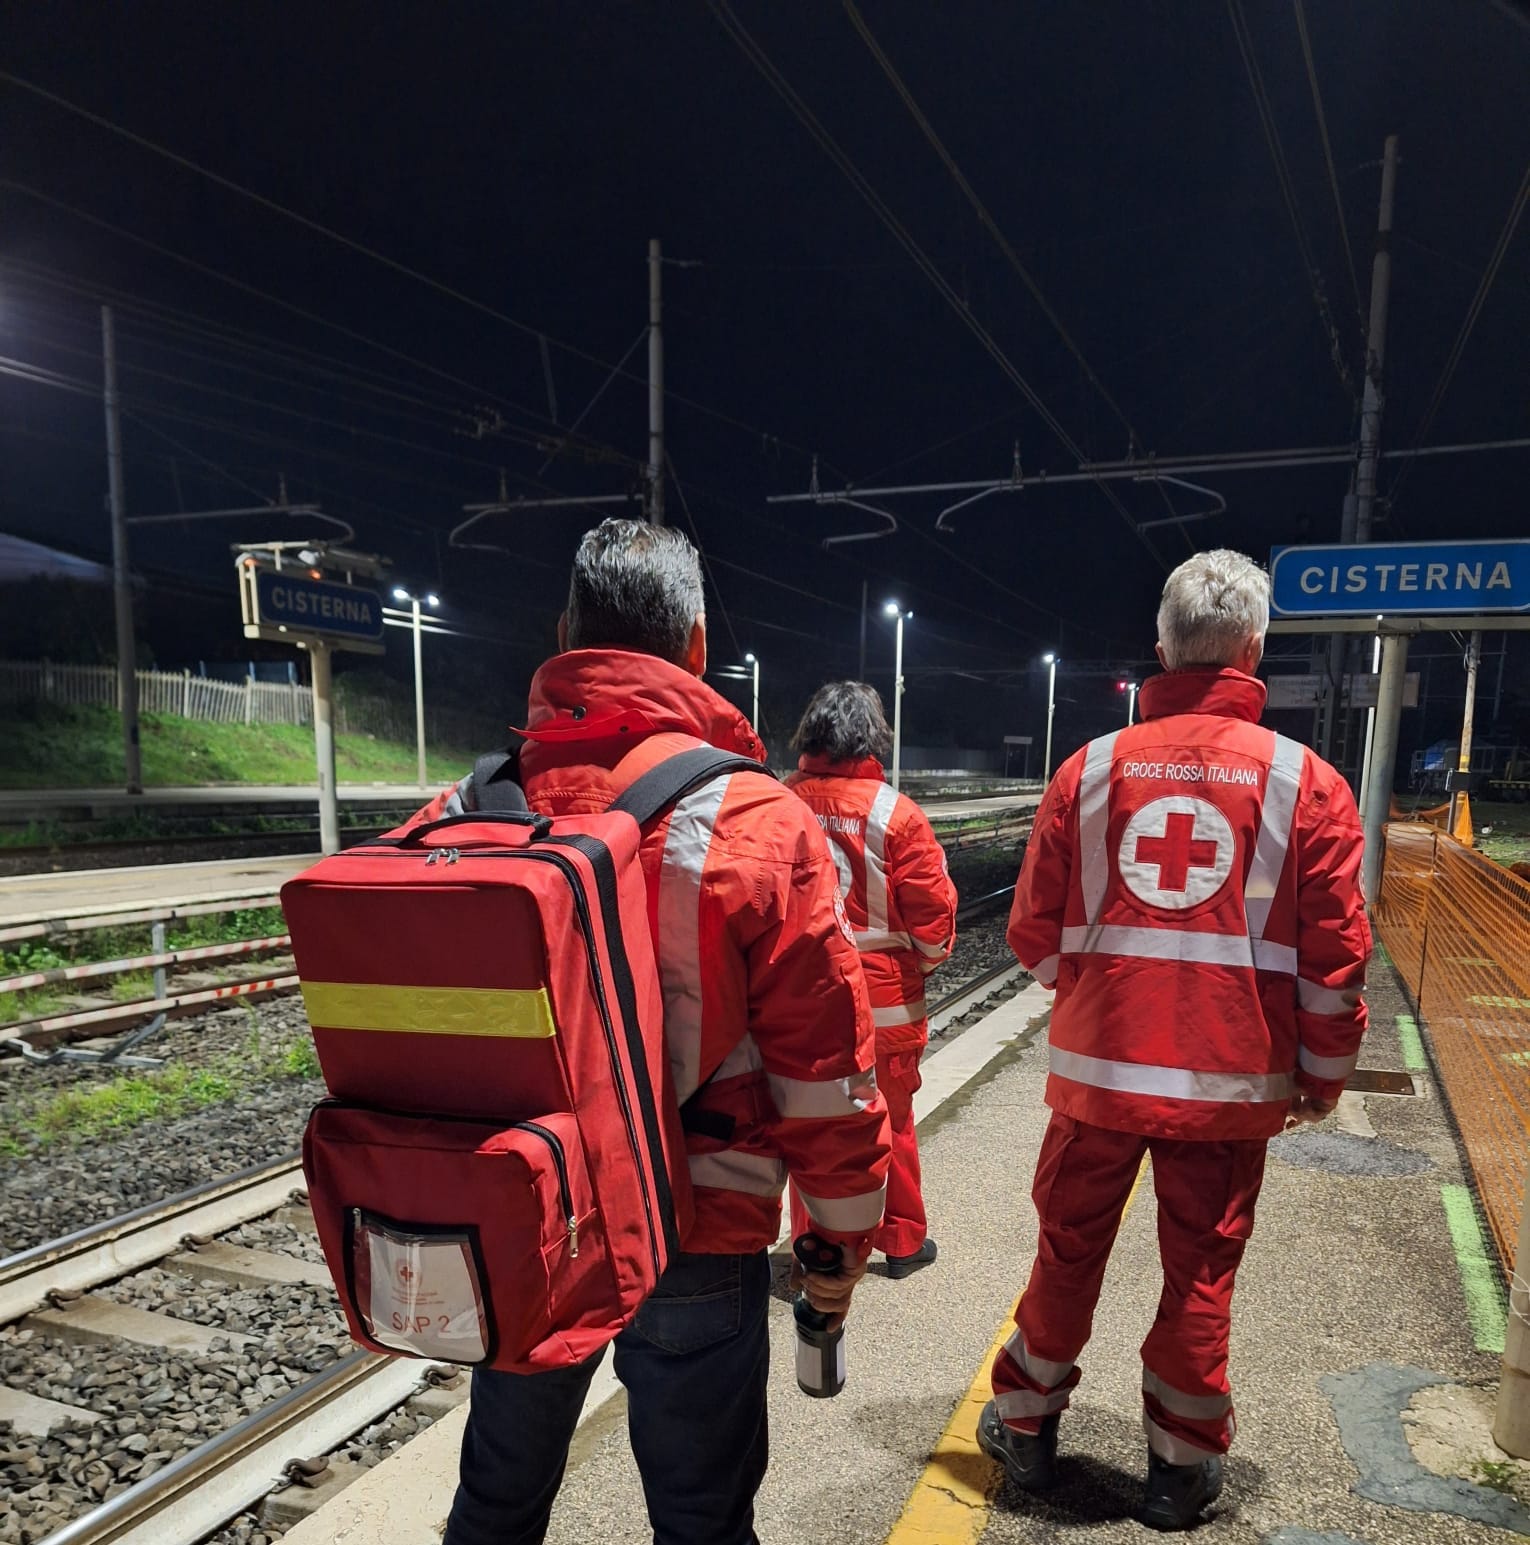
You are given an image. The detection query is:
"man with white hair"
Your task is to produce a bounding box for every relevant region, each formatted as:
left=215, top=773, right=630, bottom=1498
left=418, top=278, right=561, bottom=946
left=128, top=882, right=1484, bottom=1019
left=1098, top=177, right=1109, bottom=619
left=978, top=549, right=1371, bottom=1530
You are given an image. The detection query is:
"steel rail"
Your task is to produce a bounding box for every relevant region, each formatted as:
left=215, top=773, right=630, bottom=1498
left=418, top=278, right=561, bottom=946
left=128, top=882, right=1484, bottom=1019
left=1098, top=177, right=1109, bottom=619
left=34, top=1351, right=435, bottom=1545
left=0, top=1155, right=303, bottom=1323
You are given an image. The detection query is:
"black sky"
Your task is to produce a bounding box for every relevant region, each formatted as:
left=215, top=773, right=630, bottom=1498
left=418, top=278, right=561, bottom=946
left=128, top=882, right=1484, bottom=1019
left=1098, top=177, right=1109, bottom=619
left=1, top=2, right=1527, bottom=757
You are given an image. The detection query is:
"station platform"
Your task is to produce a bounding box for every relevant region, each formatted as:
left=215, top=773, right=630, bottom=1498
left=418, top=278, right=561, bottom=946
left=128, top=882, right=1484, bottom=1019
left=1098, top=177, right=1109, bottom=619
left=282, top=962, right=1527, bottom=1545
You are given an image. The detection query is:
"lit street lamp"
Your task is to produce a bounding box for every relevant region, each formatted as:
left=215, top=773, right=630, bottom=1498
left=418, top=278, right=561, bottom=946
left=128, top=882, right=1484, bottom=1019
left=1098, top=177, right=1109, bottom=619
left=1119, top=679, right=1139, bottom=725
left=744, top=652, right=760, bottom=730
left=392, top=586, right=440, bottom=789
left=1043, top=652, right=1059, bottom=785
left=884, top=602, right=912, bottom=791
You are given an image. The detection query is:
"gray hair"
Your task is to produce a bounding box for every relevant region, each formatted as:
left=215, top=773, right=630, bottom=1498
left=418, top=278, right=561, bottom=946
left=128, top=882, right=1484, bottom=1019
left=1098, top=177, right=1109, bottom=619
left=565, top=518, right=705, bottom=665
left=1156, top=549, right=1270, bottom=670
left=792, top=681, right=893, bottom=762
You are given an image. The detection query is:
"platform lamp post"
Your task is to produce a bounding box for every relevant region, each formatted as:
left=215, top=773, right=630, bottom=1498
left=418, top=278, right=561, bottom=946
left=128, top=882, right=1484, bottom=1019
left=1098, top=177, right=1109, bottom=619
left=744, top=652, right=760, bottom=730
left=1119, top=679, right=1139, bottom=725
left=392, top=587, right=440, bottom=790
left=1042, top=653, right=1059, bottom=785
left=884, top=602, right=911, bottom=791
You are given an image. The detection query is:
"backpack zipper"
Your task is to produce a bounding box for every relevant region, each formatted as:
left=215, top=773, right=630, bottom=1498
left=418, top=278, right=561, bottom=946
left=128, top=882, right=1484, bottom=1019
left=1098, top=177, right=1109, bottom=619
left=343, top=1114, right=577, bottom=1258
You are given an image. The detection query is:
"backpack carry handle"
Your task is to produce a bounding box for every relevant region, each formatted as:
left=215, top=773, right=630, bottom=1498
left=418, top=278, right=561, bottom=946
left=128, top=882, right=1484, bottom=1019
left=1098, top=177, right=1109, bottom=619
left=396, top=810, right=554, bottom=845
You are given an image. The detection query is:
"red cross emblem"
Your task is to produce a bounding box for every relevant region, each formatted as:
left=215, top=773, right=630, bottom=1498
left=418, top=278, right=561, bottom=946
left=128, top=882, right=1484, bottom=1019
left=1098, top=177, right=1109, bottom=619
left=1119, top=796, right=1235, bottom=911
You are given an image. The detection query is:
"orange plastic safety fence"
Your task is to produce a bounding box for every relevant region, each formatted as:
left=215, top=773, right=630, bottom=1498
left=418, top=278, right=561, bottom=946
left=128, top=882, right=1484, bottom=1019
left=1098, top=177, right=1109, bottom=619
left=1375, top=823, right=1530, bottom=1271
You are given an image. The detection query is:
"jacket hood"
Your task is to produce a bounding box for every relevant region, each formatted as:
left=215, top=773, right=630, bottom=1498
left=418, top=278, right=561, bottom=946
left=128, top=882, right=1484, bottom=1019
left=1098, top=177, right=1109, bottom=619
left=1138, top=667, right=1267, bottom=724
left=794, top=753, right=886, bottom=782
left=518, top=648, right=766, bottom=761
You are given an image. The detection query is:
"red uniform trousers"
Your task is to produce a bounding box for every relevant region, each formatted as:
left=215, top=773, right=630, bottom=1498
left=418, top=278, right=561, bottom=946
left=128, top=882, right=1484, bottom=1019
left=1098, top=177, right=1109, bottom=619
left=991, top=1113, right=1267, bottom=1464
left=791, top=1047, right=926, bottom=1258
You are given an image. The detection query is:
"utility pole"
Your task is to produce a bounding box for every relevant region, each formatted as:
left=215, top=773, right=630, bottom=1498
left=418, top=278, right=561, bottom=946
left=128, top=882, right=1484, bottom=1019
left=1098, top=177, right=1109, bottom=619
left=309, top=643, right=340, bottom=856
left=1319, top=133, right=1399, bottom=764
left=1448, top=630, right=1482, bottom=840
left=103, top=306, right=142, bottom=795
left=411, top=595, right=427, bottom=792
left=648, top=238, right=665, bottom=526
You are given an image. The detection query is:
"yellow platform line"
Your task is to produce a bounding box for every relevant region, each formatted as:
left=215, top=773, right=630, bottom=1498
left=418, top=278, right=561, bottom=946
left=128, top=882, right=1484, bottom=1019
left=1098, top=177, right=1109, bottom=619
left=883, top=1158, right=1149, bottom=1544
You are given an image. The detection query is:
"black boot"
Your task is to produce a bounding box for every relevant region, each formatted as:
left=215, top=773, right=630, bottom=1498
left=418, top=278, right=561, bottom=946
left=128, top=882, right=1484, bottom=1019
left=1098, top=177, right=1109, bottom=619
left=976, top=1400, right=1059, bottom=1492
left=884, top=1237, right=937, bottom=1279
left=1141, top=1450, right=1223, bottom=1531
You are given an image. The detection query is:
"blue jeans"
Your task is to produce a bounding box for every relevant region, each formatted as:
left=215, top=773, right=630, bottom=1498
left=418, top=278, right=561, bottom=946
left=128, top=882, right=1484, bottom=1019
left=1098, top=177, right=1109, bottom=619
left=443, top=1250, right=771, bottom=1545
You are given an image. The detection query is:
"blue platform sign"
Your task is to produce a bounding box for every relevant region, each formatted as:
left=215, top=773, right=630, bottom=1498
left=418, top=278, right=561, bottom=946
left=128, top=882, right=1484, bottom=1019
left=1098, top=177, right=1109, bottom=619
left=1269, top=539, right=1530, bottom=618
left=253, top=569, right=384, bottom=643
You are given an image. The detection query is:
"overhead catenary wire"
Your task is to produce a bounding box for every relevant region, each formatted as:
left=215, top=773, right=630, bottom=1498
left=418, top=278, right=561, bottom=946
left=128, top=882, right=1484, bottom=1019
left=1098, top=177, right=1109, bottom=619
left=841, top=0, right=1144, bottom=457
left=1224, top=0, right=1356, bottom=400
left=0, top=73, right=826, bottom=469
left=1389, top=154, right=1530, bottom=514
left=705, top=0, right=1168, bottom=572
left=1291, top=0, right=1364, bottom=331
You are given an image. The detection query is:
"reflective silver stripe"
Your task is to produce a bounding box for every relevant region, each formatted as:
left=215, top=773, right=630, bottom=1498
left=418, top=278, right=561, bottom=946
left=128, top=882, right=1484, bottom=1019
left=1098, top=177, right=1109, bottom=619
left=688, top=1148, right=785, bottom=1197
left=1000, top=1327, right=1073, bottom=1388
left=1142, top=1369, right=1233, bottom=1422
left=1297, top=1045, right=1360, bottom=1080
left=441, top=772, right=475, bottom=817
left=1077, top=733, right=1120, bottom=924
left=1245, top=733, right=1305, bottom=939
left=767, top=1067, right=878, bottom=1118
left=656, top=774, right=733, bottom=1104
left=796, top=1183, right=887, bottom=1233
left=1297, top=978, right=1364, bottom=1016
left=1026, top=953, right=1059, bottom=983
left=710, top=1034, right=762, bottom=1084
left=855, top=928, right=913, bottom=953
left=996, top=1388, right=1071, bottom=1421
left=1059, top=924, right=1296, bottom=976
left=872, top=999, right=928, bottom=1028
left=863, top=783, right=900, bottom=934
left=1144, top=1413, right=1224, bottom=1465
left=1049, top=1045, right=1295, bottom=1105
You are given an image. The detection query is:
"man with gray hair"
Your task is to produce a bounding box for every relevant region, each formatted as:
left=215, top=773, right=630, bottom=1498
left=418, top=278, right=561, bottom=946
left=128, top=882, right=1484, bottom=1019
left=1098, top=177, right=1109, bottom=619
left=979, top=549, right=1370, bottom=1530
left=420, top=519, right=891, bottom=1545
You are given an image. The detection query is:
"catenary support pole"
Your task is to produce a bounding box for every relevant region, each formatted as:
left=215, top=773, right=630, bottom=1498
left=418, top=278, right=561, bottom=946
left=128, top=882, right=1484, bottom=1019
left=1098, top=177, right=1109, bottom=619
left=1448, top=630, right=1482, bottom=838
left=1043, top=655, right=1058, bottom=786
left=1319, top=135, right=1399, bottom=765
left=103, top=306, right=142, bottom=795
left=1360, top=631, right=1409, bottom=903
left=412, top=597, right=427, bottom=792
left=1493, top=1158, right=1530, bottom=1457
left=891, top=612, right=905, bottom=792
left=310, top=643, right=340, bottom=856
left=648, top=238, right=664, bottom=526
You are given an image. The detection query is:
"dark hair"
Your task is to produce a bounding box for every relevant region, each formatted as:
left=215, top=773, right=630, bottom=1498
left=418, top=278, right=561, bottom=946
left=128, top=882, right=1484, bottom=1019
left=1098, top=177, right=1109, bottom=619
left=792, top=681, right=893, bottom=762
left=565, top=518, right=705, bottom=665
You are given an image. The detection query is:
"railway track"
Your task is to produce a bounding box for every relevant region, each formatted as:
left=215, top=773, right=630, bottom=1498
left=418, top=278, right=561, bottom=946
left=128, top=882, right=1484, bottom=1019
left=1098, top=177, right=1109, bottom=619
left=3, top=898, right=1031, bottom=1545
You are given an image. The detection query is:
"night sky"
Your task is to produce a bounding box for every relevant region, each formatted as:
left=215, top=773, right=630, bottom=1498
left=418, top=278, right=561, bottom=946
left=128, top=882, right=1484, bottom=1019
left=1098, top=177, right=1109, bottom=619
left=2, top=2, right=1527, bottom=764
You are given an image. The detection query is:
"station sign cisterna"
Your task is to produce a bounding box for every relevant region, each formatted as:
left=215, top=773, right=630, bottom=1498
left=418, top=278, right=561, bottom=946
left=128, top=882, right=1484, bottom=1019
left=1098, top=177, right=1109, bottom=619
left=1269, top=539, right=1530, bottom=618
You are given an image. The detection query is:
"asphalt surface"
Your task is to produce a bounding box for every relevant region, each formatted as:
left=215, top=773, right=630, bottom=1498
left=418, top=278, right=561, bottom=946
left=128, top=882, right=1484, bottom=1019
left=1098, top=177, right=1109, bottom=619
left=530, top=962, right=1518, bottom=1545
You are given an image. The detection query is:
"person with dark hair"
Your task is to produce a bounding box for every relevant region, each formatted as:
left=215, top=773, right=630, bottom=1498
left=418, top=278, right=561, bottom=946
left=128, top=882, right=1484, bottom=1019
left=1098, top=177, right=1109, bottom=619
left=415, top=521, right=891, bottom=1545
left=786, top=680, right=958, bottom=1278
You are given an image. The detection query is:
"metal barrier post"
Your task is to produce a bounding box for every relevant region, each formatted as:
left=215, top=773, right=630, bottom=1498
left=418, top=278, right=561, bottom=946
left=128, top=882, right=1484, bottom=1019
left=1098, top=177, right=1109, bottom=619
left=1493, top=1161, right=1530, bottom=1457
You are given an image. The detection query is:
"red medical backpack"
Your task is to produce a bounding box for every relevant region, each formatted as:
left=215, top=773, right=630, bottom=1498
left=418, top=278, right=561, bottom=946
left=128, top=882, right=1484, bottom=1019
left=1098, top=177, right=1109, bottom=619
left=283, top=748, right=763, bottom=1372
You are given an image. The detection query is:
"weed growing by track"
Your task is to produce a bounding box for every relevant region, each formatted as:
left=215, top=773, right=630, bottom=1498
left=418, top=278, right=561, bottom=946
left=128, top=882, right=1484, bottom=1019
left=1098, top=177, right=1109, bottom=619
left=1, top=1018, right=319, bottom=1155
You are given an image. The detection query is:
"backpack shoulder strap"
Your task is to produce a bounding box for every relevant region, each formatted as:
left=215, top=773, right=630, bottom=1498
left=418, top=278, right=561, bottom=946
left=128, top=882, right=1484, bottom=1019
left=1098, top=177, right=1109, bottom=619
left=471, top=742, right=530, bottom=813
left=609, top=746, right=772, bottom=827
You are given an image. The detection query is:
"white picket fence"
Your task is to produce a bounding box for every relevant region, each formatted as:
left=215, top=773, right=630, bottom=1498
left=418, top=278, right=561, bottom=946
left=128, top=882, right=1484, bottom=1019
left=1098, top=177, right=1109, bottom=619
left=0, top=660, right=495, bottom=749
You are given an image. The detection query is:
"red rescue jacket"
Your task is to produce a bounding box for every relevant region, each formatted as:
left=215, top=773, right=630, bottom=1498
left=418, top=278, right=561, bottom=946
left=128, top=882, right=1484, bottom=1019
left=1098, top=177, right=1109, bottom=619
left=1008, top=668, right=1371, bottom=1141
left=786, top=756, right=958, bottom=1053
left=414, top=650, right=892, bottom=1255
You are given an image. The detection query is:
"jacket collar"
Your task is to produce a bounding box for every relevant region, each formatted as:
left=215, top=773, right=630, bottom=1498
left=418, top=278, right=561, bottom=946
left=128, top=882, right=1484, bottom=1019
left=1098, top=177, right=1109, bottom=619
left=517, top=649, right=765, bottom=761
left=1137, top=667, right=1267, bottom=724
left=795, top=753, right=886, bottom=781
